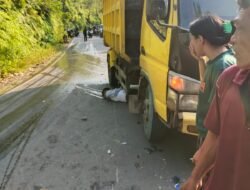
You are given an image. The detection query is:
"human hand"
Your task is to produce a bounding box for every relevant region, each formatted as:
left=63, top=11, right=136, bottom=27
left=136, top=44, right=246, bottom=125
left=192, top=149, right=201, bottom=165
left=180, top=177, right=198, bottom=190
left=189, top=44, right=203, bottom=62
left=189, top=44, right=198, bottom=60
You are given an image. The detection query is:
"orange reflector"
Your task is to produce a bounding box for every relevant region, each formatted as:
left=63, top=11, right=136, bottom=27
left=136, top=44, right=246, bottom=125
left=170, top=76, right=184, bottom=91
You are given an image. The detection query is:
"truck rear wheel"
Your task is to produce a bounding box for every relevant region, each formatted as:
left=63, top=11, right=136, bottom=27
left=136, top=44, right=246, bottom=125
left=143, top=84, right=166, bottom=142
left=107, top=55, right=119, bottom=88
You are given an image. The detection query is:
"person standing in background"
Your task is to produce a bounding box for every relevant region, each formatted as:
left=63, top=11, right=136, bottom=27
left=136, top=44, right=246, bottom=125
left=189, top=15, right=236, bottom=145
left=83, top=26, right=88, bottom=42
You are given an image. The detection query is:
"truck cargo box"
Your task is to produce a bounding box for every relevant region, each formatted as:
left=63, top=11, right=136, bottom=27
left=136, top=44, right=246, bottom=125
left=103, top=0, right=144, bottom=63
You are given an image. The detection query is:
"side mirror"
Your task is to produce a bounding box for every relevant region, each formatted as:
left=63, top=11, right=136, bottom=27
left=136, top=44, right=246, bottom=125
left=148, top=0, right=167, bottom=20
left=156, top=17, right=189, bottom=32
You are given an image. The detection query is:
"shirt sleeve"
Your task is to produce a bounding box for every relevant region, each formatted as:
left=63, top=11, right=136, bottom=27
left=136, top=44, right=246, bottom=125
left=204, top=89, right=221, bottom=135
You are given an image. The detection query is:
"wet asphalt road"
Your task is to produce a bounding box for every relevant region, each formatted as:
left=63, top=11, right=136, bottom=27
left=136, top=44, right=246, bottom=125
left=0, top=35, right=197, bottom=190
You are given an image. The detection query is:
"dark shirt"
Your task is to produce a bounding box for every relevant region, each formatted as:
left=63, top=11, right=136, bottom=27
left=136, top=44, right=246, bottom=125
left=204, top=65, right=250, bottom=190
left=196, top=49, right=236, bottom=137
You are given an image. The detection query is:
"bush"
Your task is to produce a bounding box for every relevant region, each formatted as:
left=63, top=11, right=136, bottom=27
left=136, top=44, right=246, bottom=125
left=0, top=0, right=102, bottom=77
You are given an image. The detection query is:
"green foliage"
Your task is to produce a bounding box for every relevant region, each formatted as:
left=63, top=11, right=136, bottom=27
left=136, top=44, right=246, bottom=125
left=0, top=0, right=12, bottom=11
left=0, top=0, right=102, bottom=77
left=12, top=0, right=26, bottom=9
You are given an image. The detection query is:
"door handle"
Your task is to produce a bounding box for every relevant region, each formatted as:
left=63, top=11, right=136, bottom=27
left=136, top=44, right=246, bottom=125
left=141, top=46, right=146, bottom=55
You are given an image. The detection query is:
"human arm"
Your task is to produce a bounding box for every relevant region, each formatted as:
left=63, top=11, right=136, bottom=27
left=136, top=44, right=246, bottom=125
left=189, top=44, right=207, bottom=81
left=182, top=86, right=222, bottom=190
left=198, top=58, right=206, bottom=82
left=181, top=131, right=218, bottom=190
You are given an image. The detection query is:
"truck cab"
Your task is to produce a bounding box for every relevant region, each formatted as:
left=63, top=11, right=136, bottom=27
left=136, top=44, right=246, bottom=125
left=103, top=0, right=238, bottom=142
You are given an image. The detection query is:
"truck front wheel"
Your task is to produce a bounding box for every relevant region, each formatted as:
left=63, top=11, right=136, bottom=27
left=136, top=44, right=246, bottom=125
left=143, top=84, right=166, bottom=142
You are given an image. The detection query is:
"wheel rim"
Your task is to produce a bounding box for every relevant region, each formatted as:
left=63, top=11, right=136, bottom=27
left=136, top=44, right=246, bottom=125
left=143, top=86, right=154, bottom=140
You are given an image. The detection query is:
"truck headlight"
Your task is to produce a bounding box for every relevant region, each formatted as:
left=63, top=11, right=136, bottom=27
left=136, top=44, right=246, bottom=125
left=179, top=94, right=198, bottom=111
left=167, top=70, right=200, bottom=112
left=167, top=88, right=198, bottom=111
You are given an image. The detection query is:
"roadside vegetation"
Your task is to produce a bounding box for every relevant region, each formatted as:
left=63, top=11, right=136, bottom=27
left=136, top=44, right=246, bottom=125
left=0, top=0, right=102, bottom=78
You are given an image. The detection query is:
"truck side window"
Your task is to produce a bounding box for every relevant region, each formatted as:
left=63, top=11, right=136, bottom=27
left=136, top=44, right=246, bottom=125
left=146, top=0, right=169, bottom=40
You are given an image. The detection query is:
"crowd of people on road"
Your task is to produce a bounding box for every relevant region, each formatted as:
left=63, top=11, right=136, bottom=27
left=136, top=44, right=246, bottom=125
left=83, top=25, right=103, bottom=42
left=181, top=0, right=250, bottom=189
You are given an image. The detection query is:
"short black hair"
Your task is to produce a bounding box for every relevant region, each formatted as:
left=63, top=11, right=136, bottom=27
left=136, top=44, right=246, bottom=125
left=189, top=15, right=232, bottom=47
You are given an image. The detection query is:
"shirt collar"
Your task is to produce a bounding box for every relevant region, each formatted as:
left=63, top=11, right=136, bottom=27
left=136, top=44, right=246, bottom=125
left=233, top=68, right=250, bottom=85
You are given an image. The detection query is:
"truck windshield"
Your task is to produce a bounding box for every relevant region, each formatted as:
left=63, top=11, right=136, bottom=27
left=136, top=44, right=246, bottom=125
left=179, top=0, right=238, bottom=29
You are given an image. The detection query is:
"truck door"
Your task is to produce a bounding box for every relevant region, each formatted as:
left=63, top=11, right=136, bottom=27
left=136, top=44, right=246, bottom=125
left=140, top=0, right=176, bottom=121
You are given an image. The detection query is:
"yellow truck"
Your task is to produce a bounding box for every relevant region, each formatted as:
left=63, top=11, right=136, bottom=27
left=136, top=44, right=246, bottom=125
left=103, top=0, right=238, bottom=142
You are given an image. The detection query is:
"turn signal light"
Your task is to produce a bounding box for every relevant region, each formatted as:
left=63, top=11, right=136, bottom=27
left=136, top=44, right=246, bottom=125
left=170, top=76, right=184, bottom=91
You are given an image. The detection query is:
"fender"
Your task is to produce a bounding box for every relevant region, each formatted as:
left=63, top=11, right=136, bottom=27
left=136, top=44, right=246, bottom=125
left=138, top=70, right=153, bottom=101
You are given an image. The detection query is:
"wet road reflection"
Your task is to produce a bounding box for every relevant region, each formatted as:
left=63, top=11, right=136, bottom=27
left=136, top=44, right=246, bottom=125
left=59, top=36, right=109, bottom=85
left=0, top=36, right=109, bottom=153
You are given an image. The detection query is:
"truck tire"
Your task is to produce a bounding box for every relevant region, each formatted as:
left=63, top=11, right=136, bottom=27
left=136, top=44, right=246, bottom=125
left=107, top=55, right=119, bottom=88
left=143, top=84, right=166, bottom=142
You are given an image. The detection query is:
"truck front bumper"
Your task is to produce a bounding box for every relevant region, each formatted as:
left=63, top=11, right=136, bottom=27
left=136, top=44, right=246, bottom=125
left=178, top=112, right=198, bottom=136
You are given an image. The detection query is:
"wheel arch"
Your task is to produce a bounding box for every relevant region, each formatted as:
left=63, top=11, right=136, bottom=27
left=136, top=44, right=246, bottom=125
left=138, top=70, right=155, bottom=105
